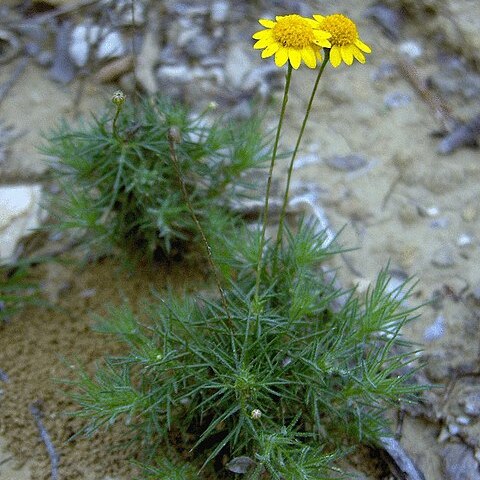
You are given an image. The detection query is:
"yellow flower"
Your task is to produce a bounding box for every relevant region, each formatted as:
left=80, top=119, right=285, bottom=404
left=313, top=14, right=371, bottom=67
left=252, top=14, right=331, bottom=69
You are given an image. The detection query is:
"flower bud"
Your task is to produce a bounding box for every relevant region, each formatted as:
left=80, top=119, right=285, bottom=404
left=112, top=90, right=126, bottom=106
left=251, top=408, right=262, bottom=419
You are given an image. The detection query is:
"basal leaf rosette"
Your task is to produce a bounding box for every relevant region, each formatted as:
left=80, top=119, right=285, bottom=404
left=253, top=14, right=331, bottom=69
left=313, top=13, right=371, bottom=67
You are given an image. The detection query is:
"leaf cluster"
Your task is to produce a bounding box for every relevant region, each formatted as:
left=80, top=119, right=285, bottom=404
left=43, top=96, right=269, bottom=261
left=0, top=261, right=41, bottom=322
left=68, top=220, right=425, bottom=478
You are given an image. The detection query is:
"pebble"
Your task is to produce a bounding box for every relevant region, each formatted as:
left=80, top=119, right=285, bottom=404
left=293, top=153, right=320, bottom=170
left=324, top=154, right=369, bottom=171
left=399, top=40, right=423, bottom=59
left=431, top=245, right=456, bottom=268
left=69, top=24, right=125, bottom=67
left=457, top=233, right=474, bottom=248
left=186, top=34, right=216, bottom=58
left=417, top=205, right=440, bottom=218
left=384, top=91, right=412, bottom=108
left=423, top=314, right=445, bottom=342
left=463, top=392, right=480, bottom=417
left=210, top=0, right=229, bottom=23
left=430, top=217, right=450, bottom=229
left=224, top=44, right=253, bottom=90
left=442, top=444, right=480, bottom=480
left=157, top=64, right=193, bottom=84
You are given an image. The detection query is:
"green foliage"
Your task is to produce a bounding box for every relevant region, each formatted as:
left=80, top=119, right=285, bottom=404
left=0, top=261, right=40, bottom=322
left=43, top=96, right=269, bottom=261
left=68, top=221, right=425, bottom=478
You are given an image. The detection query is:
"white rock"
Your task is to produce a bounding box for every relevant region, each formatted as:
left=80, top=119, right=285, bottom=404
left=399, top=40, right=423, bottom=59
left=0, top=185, right=45, bottom=263
left=69, top=24, right=125, bottom=67
left=225, top=44, right=253, bottom=90
left=211, top=1, right=230, bottom=23
left=157, top=64, right=193, bottom=84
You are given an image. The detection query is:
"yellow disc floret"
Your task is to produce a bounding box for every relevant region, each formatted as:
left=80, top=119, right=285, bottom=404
left=273, top=15, right=316, bottom=49
left=313, top=13, right=371, bottom=68
left=252, top=14, right=331, bottom=70
left=320, top=14, right=357, bottom=46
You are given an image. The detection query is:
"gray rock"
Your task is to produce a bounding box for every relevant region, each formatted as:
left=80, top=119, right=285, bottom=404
left=324, top=154, right=369, bottom=171
left=442, top=443, right=480, bottom=480
left=210, top=0, right=230, bottom=23
left=186, top=34, right=216, bottom=58
left=431, top=245, right=456, bottom=268
left=225, top=44, right=253, bottom=90
left=424, top=314, right=445, bottom=342
left=384, top=91, right=412, bottom=108
left=463, top=392, right=480, bottom=417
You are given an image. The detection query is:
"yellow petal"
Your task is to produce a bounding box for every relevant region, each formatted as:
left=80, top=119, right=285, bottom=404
left=313, top=14, right=325, bottom=22
left=341, top=45, right=354, bottom=65
left=258, top=19, right=275, bottom=28
left=301, top=46, right=317, bottom=69
left=261, top=43, right=280, bottom=58
left=254, top=38, right=272, bottom=49
left=288, top=48, right=302, bottom=69
left=329, top=46, right=341, bottom=67
left=274, top=48, right=288, bottom=68
left=252, top=30, right=272, bottom=40
left=352, top=46, right=366, bottom=63
left=313, top=31, right=331, bottom=48
left=355, top=38, right=371, bottom=53
left=305, top=17, right=320, bottom=28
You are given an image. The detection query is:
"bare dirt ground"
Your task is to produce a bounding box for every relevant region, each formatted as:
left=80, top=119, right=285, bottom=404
left=1, top=1, right=480, bottom=479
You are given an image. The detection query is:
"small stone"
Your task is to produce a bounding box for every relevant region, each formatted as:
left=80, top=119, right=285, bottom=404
left=423, top=314, right=445, bottom=342
left=293, top=153, right=320, bottom=170
left=210, top=0, right=229, bottom=23
left=448, top=423, right=460, bottom=436
left=186, top=35, right=215, bottom=58
left=157, top=64, right=192, bottom=84
left=457, top=416, right=470, bottom=426
left=399, top=40, right=423, bottom=59
left=384, top=91, right=412, bottom=108
left=225, top=44, right=252, bottom=90
left=430, top=217, right=450, bottom=229
left=417, top=205, right=440, bottom=218
left=442, top=443, right=480, bottom=480
left=431, top=245, right=456, bottom=268
left=457, top=233, right=474, bottom=248
left=463, top=392, right=480, bottom=417
left=324, top=154, right=369, bottom=171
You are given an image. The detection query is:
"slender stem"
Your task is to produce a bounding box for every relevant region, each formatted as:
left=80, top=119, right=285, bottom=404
left=275, top=53, right=329, bottom=253
left=167, top=129, right=232, bottom=326
left=112, top=105, right=122, bottom=138
left=254, top=64, right=293, bottom=302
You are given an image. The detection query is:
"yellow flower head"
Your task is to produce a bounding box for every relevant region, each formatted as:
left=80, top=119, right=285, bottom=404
left=313, top=14, right=371, bottom=67
left=252, top=14, right=331, bottom=69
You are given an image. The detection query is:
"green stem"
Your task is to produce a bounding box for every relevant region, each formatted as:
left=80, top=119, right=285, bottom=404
left=254, top=64, right=293, bottom=303
left=167, top=129, right=232, bottom=327
left=275, top=53, right=329, bottom=254
left=112, top=105, right=122, bottom=139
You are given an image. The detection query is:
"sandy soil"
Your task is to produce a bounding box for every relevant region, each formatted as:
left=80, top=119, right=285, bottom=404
left=1, top=1, right=480, bottom=479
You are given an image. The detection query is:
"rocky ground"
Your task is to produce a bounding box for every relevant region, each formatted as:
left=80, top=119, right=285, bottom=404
left=1, top=0, right=480, bottom=479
